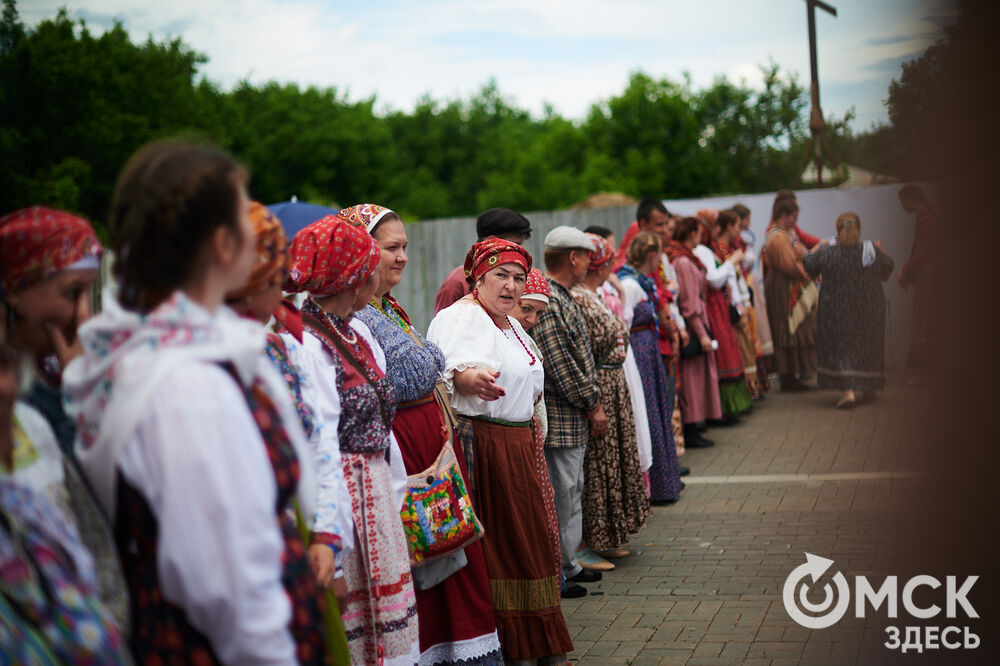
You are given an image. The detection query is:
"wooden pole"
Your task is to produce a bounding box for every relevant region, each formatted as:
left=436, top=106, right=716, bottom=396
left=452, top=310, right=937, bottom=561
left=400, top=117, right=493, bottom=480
left=804, top=0, right=837, bottom=186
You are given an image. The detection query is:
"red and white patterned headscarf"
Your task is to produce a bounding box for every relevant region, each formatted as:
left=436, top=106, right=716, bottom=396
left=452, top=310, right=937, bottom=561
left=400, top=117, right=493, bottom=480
left=0, top=207, right=102, bottom=295
left=586, top=233, right=614, bottom=270
left=463, top=237, right=532, bottom=285
left=521, top=268, right=550, bottom=304
left=337, top=203, right=396, bottom=233
left=285, top=214, right=380, bottom=296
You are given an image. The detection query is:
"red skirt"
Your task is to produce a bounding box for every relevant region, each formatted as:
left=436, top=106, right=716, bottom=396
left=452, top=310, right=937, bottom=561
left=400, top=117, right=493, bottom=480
left=705, top=288, right=744, bottom=381
left=392, top=398, right=502, bottom=663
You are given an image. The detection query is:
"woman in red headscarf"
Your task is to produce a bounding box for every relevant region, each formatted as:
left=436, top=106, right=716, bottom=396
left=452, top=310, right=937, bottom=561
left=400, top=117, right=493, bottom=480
left=428, top=240, right=573, bottom=664
left=1, top=207, right=131, bottom=661
left=226, top=202, right=353, bottom=661
left=571, top=234, right=650, bottom=563
left=344, top=204, right=503, bottom=666
left=285, top=214, right=420, bottom=666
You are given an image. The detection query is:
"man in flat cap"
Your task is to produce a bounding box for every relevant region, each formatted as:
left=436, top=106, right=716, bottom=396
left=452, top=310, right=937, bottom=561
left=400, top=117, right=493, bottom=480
left=531, top=226, right=606, bottom=598
left=434, top=208, right=532, bottom=313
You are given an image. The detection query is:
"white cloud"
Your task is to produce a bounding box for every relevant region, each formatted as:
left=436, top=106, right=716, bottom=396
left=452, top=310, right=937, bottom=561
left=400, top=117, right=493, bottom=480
left=19, top=0, right=953, bottom=130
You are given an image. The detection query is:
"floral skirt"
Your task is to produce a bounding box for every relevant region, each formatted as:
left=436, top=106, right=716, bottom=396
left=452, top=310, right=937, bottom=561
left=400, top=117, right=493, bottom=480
left=582, top=366, right=651, bottom=550
left=631, top=330, right=683, bottom=502
left=341, top=451, right=420, bottom=666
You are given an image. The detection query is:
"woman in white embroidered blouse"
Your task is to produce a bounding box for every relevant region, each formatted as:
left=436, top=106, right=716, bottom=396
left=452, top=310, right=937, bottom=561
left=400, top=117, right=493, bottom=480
left=427, top=238, right=573, bottom=663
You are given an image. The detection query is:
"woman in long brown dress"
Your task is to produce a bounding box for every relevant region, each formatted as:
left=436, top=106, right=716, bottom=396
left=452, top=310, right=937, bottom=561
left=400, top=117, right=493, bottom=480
left=761, top=196, right=817, bottom=392
left=571, top=235, right=651, bottom=558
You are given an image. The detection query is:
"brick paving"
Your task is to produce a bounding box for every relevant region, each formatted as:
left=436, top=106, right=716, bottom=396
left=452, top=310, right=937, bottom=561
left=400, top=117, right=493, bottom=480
left=561, top=379, right=935, bottom=665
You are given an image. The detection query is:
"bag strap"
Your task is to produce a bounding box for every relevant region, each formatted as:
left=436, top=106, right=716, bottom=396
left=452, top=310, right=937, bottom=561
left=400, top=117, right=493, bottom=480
left=302, top=313, right=392, bottom=431
left=405, top=329, right=459, bottom=435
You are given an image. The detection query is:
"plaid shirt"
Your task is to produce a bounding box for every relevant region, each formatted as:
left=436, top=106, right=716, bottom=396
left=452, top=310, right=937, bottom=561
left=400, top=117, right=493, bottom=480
left=531, top=277, right=600, bottom=448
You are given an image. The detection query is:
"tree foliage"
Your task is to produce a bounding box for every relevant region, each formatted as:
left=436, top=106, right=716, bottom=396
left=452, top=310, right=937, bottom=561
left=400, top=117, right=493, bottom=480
left=2, top=2, right=900, bottom=232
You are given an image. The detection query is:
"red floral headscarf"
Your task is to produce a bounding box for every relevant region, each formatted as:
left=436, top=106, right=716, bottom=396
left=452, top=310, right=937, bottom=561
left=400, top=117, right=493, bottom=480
left=285, top=215, right=380, bottom=296
left=586, top=233, right=614, bottom=270
left=520, top=267, right=550, bottom=303
left=0, top=207, right=102, bottom=295
left=337, top=203, right=397, bottom=233
left=227, top=202, right=289, bottom=301
left=463, top=237, right=532, bottom=285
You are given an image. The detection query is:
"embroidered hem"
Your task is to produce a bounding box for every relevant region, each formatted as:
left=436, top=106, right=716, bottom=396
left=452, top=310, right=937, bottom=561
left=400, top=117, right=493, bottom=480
left=420, top=632, right=504, bottom=666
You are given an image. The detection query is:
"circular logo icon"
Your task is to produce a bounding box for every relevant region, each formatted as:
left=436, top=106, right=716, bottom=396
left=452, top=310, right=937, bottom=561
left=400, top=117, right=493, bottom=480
left=783, top=553, right=851, bottom=629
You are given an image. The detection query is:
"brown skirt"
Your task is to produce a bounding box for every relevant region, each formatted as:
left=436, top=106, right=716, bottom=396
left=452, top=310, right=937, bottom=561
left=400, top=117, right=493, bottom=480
left=464, top=416, right=574, bottom=661
left=764, top=269, right=817, bottom=375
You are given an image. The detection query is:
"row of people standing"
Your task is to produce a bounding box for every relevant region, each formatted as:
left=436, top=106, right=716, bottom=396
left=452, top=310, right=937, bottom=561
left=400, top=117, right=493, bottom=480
left=435, top=218, right=669, bottom=591
left=0, top=134, right=920, bottom=665
left=611, top=200, right=769, bottom=455
left=0, top=140, right=586, bottom=664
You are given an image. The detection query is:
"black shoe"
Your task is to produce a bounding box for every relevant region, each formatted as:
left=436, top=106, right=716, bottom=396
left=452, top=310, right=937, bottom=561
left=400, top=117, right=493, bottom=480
left=561, top=583, right=587, bottom=599
left=569, top=569, right=603, bottom=583
left=679, top=466, right=690, bottom=476
left=650, top=498, right=677, bottom=505
left=781, top=379, right=809, bottom=392
left=685, top=435, right=715, bottom=448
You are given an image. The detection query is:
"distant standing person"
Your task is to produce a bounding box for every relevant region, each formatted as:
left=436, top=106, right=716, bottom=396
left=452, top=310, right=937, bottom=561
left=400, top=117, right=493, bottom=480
left=531, top=226, right=607, bottom=594
left=434, top=208, right=532, bottom=312
left=761, top=196, right=817, bottom=391
left=803, top=213, right=894, bottom=408
left=896, top=184, right=936, bottom=380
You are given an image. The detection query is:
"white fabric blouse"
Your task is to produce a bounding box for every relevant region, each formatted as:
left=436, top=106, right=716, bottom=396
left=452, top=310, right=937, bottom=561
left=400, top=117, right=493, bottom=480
left=64, top=289, right=320, bottom=664
left=279, top=315, right=408, bottom=565
left=9, top=402, right=66, bottom=495
left=278, top=332, right=355, bottom=566
left=693, top=244, right=752, bottom=308
left=426, top=300, right=544, bottom=423
left=116, top=361, right=299, bottom=664
left=619, top=276, right=648, bottom=328
left=693, top=244, right=736, bottom=291
left=615, top=279, right=656, bottom=472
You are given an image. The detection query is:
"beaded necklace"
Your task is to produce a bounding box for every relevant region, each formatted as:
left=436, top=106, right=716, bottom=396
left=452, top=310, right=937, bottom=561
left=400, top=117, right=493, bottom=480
left=369, top=295, right=411, bottom=332
left=472, top=290, right=536, bottom=366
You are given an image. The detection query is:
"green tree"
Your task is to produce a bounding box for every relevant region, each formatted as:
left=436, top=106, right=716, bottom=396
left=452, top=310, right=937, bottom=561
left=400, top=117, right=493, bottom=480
left=0, top=6, right=224, bottom=228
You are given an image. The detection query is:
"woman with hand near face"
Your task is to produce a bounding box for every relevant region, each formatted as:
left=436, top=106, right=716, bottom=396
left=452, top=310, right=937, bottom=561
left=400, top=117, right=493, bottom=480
left=0, top=208, right=132, bottom=657
left=347, top=204, right=503, bottom=666
left=428, top=240, right=573, bottom=664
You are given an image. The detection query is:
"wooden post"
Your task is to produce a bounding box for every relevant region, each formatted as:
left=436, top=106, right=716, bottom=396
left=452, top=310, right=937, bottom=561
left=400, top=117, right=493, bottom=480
left=804, top=0, right=837, bottom=186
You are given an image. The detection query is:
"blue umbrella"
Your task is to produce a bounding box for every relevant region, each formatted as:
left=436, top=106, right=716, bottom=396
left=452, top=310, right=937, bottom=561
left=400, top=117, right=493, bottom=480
left=267, top=199, right=339, bottom=238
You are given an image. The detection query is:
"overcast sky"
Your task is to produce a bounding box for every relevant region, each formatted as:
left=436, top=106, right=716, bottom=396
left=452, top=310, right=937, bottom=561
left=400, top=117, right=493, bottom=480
left=22, top=0, right=955, bottom=133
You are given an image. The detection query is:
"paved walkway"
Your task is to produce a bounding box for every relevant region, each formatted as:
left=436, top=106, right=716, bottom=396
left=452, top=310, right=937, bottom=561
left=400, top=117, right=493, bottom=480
left=562, top=378, right=934, bottom=665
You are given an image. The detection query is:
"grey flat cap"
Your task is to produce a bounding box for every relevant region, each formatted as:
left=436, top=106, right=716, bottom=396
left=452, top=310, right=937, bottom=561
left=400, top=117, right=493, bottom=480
left=544, top=225, right=593, bottom=250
